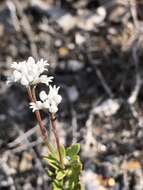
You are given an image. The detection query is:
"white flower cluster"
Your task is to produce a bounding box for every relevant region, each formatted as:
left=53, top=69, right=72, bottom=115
left=8, top=56, right=53, bottom=86
left=30, top=85, right=62, bottom=113
left=9, top=57, right=62, bottom=113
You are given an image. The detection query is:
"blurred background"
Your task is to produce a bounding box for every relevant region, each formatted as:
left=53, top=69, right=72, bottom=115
left=1, top=0, right=143, bottom=189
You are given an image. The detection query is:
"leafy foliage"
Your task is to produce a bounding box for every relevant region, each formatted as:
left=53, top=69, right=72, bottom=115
left=44, top=144, right=83, bottom=190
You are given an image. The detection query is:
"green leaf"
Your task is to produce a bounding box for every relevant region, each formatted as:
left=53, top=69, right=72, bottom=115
left=66, top=169, right=72, bottom=176
left=56, top=171, right=66, bottom=180
left=53, top=182, right=61, bottom=190
left=60, top=145, right=66, bottom=158
left=53, top=179, right=63, bottom=189
left=44, top=155, right=60, bottom=170
left=47, top=161, right=59, bottom=170
left=44, top=154, right=59, bottom=164
left=66, top=144, right=80, bottom=158
left=47, top=169, right=54, bottom=177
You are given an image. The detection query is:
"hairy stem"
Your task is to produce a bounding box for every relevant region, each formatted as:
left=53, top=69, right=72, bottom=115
left=50, top=113, right=64, bottom=169
left=27, top=86, right=53, bottom=153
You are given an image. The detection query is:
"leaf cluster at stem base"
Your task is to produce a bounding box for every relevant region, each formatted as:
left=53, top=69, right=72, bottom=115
left=44, top=144, right=83, bottom=190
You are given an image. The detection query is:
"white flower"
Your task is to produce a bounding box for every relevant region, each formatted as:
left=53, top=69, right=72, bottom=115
left=38, top=75, right=54, bottom=86
left=29, top=86, right=62, bottom=113
left=29, top=101, right=44, bottom=112
left=8, top=57, right=53, bottom=86
left=39, top=86, right=62, bottom=105
left=48, top=100, right=58, bottom=113
left=40, top=85, right=62, bottom=113
left=47, top=85, right=62, bottom=105
left=39, top=91, right=48, bottom=101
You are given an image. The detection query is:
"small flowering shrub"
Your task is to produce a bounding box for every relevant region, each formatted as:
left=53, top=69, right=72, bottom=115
left=8, top=57, right=83, bottom=190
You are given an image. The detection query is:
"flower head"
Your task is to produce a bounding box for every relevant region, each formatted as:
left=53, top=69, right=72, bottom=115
left=29, top=85, right=62, bottom=113
left=48, top=85, right=62, bottom=105
left=8, top=57, right=53, bottom=86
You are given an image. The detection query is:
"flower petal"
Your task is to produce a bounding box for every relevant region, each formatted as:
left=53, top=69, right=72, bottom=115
left=39, top=75, right=54, bottom=86
left=13, top=70, right=21, bottom=81
left=27, top=56, right=35, bottom=64
left=29, top=101, right=43, bottom=112
left=39, top=91, right=48, bottom=102
left=48, top=101, right=58, bottom=113
left=20, top=76, right=29, bottom=86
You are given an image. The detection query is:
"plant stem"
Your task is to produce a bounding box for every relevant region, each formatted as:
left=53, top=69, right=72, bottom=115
left=27, top=86, right=53, bottom=153
left=27, top=86, right=63, bottom=166
left=50, top=113, right=64, bottom=169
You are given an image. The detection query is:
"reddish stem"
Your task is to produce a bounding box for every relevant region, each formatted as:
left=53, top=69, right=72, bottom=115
left=27, top=86, right=47, bottom=138
left=27, top=86, right=62, bottom=163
